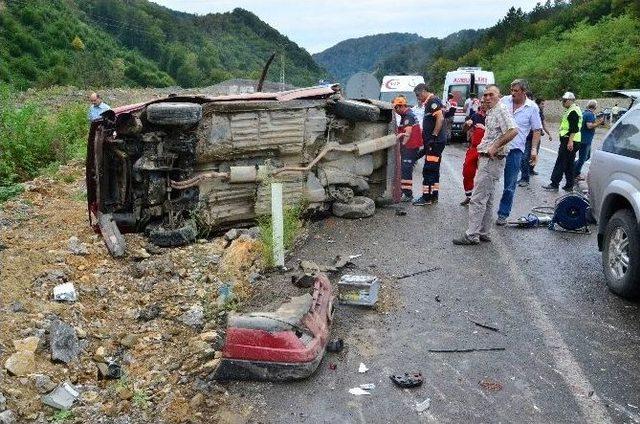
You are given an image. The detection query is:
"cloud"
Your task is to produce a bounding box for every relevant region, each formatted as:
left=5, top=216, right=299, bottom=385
left=151, top=0, right=540, bottom=53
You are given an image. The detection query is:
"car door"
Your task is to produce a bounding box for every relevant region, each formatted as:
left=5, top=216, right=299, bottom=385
left=593, top=108, right=640, bottom=222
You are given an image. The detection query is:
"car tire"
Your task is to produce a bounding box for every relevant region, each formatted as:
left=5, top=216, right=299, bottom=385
left=329, top=99, right=380, bottom=122
left=602, top=209, right=640, bottom=298
left=332, top=196, right=375, bottom=219
left=148, top=220, right=197, bottom=247
left=146, top=102, right=202, bottom=126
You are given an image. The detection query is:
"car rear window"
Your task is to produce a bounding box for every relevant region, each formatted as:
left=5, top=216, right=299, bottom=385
left=602, top=109, right=640, bottom=160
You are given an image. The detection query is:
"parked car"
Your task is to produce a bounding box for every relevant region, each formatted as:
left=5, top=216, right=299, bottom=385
left=588, top=102, right=640, bottom=298
left=86, top=85, right=395, bottom=256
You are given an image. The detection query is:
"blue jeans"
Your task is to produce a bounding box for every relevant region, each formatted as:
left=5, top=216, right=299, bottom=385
left=574, top=140, right=592, bottom=177
left=498, top=149, right=523, bottom=219
left=520, top=139, right=532, bottom=182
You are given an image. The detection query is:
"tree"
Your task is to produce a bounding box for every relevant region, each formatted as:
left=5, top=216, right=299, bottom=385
left=71, top=35, right=85, bottom=51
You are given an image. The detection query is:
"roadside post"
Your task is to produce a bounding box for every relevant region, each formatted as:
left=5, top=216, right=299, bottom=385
left=271, top=182, right=285, bottom=267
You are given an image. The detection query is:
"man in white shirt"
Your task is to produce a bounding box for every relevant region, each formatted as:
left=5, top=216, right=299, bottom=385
left=495, top=80, right=542, bottom=225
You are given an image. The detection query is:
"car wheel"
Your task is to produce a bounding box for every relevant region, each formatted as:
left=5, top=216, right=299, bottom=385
left=602, top=209, right=640, bottom=298
left=148, top=220, right=197, bottom=247
left=146, top=102, right=202, bottom=126
left=331, top=196, right=375, bottom=219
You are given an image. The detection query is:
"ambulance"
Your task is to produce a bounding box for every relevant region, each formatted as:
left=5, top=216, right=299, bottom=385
left=442, top=67, right=495, bottom=141
left=379, top=75, right=425, bottom=105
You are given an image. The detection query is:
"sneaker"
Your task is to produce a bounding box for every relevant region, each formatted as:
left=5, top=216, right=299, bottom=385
left=542, top=184, right=559, bottom=191
left=518, top=180, right=529, bottom=187
left=495, top=216, right=507, bottom=226
left=561, top=185, right=574, bottom=192
left=460, top=197, right=471, bottom=206
left=530, top=170, right=539, bottom=176
left=479, top=234, right=492, bottom=242
left=400, top=194, right=412, bottom=202
left=453, top=234, right=480, bottom=245
left=412, top=197, right=431, bottom=206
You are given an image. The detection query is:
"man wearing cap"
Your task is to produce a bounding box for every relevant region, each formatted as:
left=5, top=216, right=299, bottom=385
left=543, top=92, right=582, bottom=192
left=453, top=85, right=517, bottom=246
left=393, top=96, right=424, bottom=201
left=413, top=83, right=446, bottom=206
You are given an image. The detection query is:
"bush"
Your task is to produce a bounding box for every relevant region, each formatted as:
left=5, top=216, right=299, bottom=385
left=0, top=84, right=88, bottom=202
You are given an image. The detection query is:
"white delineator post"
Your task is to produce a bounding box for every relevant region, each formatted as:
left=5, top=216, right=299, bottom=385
left=271, top=182, right=285, bottom=267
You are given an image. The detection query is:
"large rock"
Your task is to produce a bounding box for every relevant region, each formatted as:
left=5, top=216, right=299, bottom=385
left=180, top=304, right=204, bottom=329
left=0, top=410, right=16, bottom=424
left=67, top=236, right=88, bottom=255
left=49, top=319, right=80, bottom=364
left=331, top=196, right=375, bottom=219
left=33, top=374, right=57, bottom=394
left=4, top=351, right=36, bottom=376
left=13, top=337, right=39, bottom=353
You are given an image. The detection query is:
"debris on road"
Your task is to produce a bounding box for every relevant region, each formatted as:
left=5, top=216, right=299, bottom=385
left=329, top=363, right=337, bottom=370
left=358, top=362, right=369, bottom=373
left=49, top=319, right=82, bottom=364
left=213, top=274, right=334, bottom=381
left=326, top=338, right=344, bottom=353
left=300, top=255, right=357, bottom=274
left=359, top=383, right=376, bottom=390
left=395, top=208, right=407, bottom=216
left=397, top=267, right=441, bottom=280
left=292, top=273, right=317, bottom=288
left=467, top=317, right=502, bottom=333
left=427, top=347, right=505, bottom=353
left=479, top=379, right=504, bottom=392
left=415, top=398, right=431, bottom=412
left=434, top=295, right=441, bottom=303
left=390, top=372, right=423, bottom=388
left=52, top=282, right=78, bottom=302
left=41, top=382, right=79, bottom=410
left=338, top=275, right=380, bottom=306
left=349, top=387, right=371, bottom=396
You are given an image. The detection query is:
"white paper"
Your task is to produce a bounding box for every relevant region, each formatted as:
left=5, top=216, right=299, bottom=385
left=415, top=398, right=431, bottom=412
left=349, top=387, right=371, bottom=396
left=358, top=362, right=368, bottom=373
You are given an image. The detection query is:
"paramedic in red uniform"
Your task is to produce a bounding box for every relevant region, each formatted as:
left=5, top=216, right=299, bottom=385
left=461, top=99, right=487, bottom=205
left=393, top=96, right=424, bottom=201
left=413, top=83, right=446, bottom=206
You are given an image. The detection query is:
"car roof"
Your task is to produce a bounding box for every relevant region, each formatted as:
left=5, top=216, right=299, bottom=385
left=602, top=89, right=640, bottom=100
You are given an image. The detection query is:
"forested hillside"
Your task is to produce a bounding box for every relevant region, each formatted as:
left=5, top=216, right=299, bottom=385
left=374, top=30, right=483, bottom=80
left=312, top=33, right=424, bottom=82
left=315, top=0, right=639, bottom=97
left=0, top=0, right=325, bottom=90
left=425, top=0, right=640, bottom=97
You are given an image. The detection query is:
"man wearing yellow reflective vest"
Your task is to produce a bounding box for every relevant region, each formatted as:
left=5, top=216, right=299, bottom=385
left=542, top=92, right=583, bottom=192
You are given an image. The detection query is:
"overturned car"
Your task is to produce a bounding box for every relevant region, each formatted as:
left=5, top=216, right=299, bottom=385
left=86, top=85, right=395, bottom=255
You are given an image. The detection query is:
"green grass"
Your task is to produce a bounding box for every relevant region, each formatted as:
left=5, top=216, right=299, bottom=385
left=132, top=389, right=151, bottom=409
left=51, top=409, right=74, bottom=423
left=258, top=203, right=304, bottom=268
left=0, top=83, right=88, bottom=203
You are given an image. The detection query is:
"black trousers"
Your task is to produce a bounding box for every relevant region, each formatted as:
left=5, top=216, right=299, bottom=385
left=421, top=142, right=446, bottom=199
left=550, top=137, right=578, bottom=188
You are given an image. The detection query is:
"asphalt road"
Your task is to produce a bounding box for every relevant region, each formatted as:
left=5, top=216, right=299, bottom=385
left=226, top=124, right=640, bottom=424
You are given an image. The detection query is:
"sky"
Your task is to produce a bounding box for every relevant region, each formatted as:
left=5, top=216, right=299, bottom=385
left=152, top=0, right=541, bottom=54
